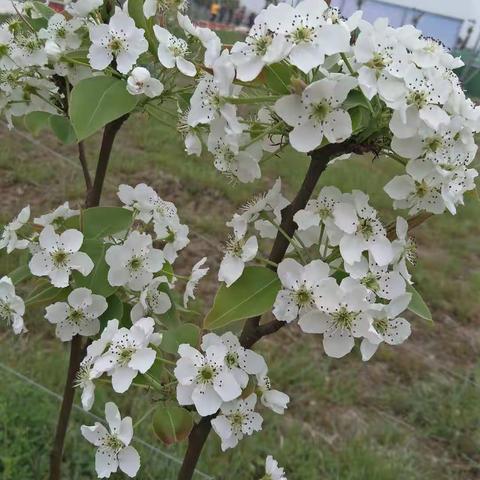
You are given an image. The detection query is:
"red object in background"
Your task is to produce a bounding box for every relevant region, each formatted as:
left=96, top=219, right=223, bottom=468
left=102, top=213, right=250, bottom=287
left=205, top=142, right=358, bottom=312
left=48, top=2, right=65, bottom=12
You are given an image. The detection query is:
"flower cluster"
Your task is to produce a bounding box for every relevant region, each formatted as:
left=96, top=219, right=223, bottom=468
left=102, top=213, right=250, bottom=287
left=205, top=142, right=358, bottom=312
left=175, top=331, right=289, bottom=450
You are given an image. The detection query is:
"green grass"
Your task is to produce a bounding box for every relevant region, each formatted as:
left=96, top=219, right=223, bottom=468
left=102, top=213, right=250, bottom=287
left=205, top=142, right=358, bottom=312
left=1, top=113, right=480, bottom=479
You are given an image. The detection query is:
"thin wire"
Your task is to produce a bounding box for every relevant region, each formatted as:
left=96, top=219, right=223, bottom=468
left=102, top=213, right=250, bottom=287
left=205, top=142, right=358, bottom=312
left=0, top=361, right=214, bottom=480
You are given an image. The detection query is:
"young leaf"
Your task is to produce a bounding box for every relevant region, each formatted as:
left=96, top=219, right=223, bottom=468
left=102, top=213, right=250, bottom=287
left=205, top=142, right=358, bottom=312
left=407, top=284, right=433, bottom=322
left=8, top=264, right=32, bottom=285
left=69, top=76, right=139, bottom=141
left=24, top=111, right=52, bottom=135
left=153, top=406, right=194, bottom=446
left=82, top=207, right=133, bottom=239
left=72, top=239, right=116, bottom=297
left=203, top=266, right=281, bottom=331
left=99, top=294, right=124, bottom=329
left=160, top=323, right=200, bottom=354
left=265, top=63, right=292, bottom=94
left=25, top=281, right=69, bottom=306
left=49, top=115, right=77, bottom=145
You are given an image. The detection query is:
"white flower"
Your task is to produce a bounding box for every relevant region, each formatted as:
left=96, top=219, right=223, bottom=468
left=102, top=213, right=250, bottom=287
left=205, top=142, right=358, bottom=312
left=157, top=219, right=189, bottom=263
left=274, top=76, right=357, bottom=152
left=344, top=256, right=406, bottom=301
left=256, top=373, right=290, bottom=415
left=265, top=0, right=350, bottom=74
left=127, top=67, right=164, bottom=98
left=384, top=159, right=445, bottom=214
left=0, top=276, right=25, bottom=334
left=88, top=8, right=148, bottom=74
left=218, top=223, right=258, bottom=287
left=34, top=202, right=79, bottom=227
left=81, top=402, right=140, bottom=478
left=105, top=231, right=164, bottom=291
left=45, top=288, right=108, bottom=342
left=130, top=277, right=172, bottom=322
left=93, top=317, right=161, bottom=393
left=201, top=332, right=267, bottom=388
left=0, top=205, right=30, bottom=253
left=211, top=393, right=263, bottom=451
left=299, top=277, right=376, bottom=358
left=391, top=217, right=416, bottom=284
left=333, top=191, right=393, bottom=266
left=153, top=26, right=196, bottom=77
left=361, top=293, right=412, bottom=361
left=75, top=356, right=100, bottom=411
left=66, top=0, right=103, bottom=17
left=230, top=15, right=289, bottom=81
left=29, top=226, right=94, bottom=288
left=183, top=257, right=209, bottom=308
left=273, top=258, right=330, bottom=323
left=174, top=343, right=242, bottom=416
left=38, top=13, right=82, bottom=54
left=263, top=455, right=287, bottom=480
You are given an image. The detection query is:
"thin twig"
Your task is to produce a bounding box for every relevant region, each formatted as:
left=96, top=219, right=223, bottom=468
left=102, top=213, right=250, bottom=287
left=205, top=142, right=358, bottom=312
left=78, top=141, right=92, bottom=191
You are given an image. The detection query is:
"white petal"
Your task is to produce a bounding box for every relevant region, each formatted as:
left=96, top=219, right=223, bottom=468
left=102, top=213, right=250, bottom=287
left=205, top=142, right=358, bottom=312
left=118, top=446, right=140, bottom=478
left=289, top=121, right=324, bottom=153
left=323, top=329, right=355, bottom=358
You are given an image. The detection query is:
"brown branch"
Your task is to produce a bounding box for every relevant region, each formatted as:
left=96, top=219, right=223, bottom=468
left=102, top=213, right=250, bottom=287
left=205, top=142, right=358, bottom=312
left=177, top=140, right=352, bottom=480
left=386, top=212, right=433, bottom=241
left=78, top=141, right=92, bottom=191
left=49, top=115, right=128, bottom=480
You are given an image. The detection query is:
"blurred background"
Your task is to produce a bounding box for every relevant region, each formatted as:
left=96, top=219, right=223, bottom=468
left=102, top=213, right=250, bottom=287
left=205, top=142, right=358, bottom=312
left=1, top=1, right=480, bottom=479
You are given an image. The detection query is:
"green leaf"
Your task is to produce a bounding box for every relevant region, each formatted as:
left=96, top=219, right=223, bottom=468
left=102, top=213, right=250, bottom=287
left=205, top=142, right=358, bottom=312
left=49, top=115, right=77, bottom=145
left=32, top=1, right=56, bottom=18
left=350, top=106, right=372, bottom=135
left=160, top=323, right=200, bottom=354
left=72, top=239, right=116, bottom=297
left=344, top=89, right=373, bottom=111
left=8, top=264, right=32, bottom=285
left=128, top=0, right=158, bottom=55
left=69, top=76, right=138, bottom=141
left=100, top=294, right=124, bottom=329
left=265, top=63, right=291, bottom=94
left=25, top=281, right=69, bottom=306
left=407, top=284, right=433, bottom=322
left=203, top=266, right=281, bottom=331
left=153, top=405, right=194, bottom=446
left=83, top=207, right=133, bottom=239
left=24, top=111, right=52, bottom=135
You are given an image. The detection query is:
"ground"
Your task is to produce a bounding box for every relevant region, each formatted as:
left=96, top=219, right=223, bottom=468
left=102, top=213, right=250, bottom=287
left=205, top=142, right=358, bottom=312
left=1, top=112, right=480, bottom=480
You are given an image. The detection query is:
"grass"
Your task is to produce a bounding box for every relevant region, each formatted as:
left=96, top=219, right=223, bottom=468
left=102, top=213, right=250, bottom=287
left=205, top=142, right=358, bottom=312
left=1, top=111, right=480, bottom=479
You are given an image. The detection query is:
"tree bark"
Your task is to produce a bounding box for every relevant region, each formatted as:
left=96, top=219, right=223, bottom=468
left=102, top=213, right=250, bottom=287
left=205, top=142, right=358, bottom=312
left=49, top=115, right=128, bottom=480
left=177, top=140, right=351, bottom=480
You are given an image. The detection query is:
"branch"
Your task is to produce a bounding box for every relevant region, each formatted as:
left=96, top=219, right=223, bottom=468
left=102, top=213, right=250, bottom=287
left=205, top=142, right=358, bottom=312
left=177, top=140, right=352, bottom=480
left=387, top=212, right=433, bottom=241
left=49, top=115, right=128, bottom=480
left=78, top=141, right=92, bottom=191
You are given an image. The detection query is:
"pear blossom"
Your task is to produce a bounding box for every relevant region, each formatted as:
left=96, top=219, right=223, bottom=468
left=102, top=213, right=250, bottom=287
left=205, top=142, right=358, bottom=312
left=66, top=0, right=103, bottom=17
left=218, top=223, right=258, bottom=287
left=299, top=277, right=376, bottom=358
left=93, top=317, right=161, bottom=393
left=262, top=455, right=287, bottom=480
left=0, top=205, right=30, bottom=253
left=81, top=402, right=140, bottom=478
left=34, top=202, right=78, bottom=227
left=274, top=76, right=357, bottom=152
left=105, top=231, right=164, bottom=291
left=156, top=219, right=189, bottom=263
left=88, top=8, right=148, bottom=74
left=265, top=0, right=350, bottom=74
left=130, top=277, right=172, bottom=322
left=45, top=288, right=108, bottom=342
left=273, top=258, right=330, bottom=323
left=174, top=343, right=242, bottom=416
left=0, top=276, right=25, bottom=334
left=183, top=257, right=209, bottom=308
left=153, top=26, right=196, bottom=77
left=29, top=226, right=94, bottom=288
left=361, top=293, right=412, bottom=361
left=256, top=373, right=290, bottom=415
left=391, top=217, right=416, bottom=283
left=211, top=394, right=263, bottom=451
left=333, top=191, right=393, bottom=266
left=201, top=332, right=267, bottom=388
left=38, top=13, right=82, bottom=54
left=127, top=67, right=164, bottom=98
